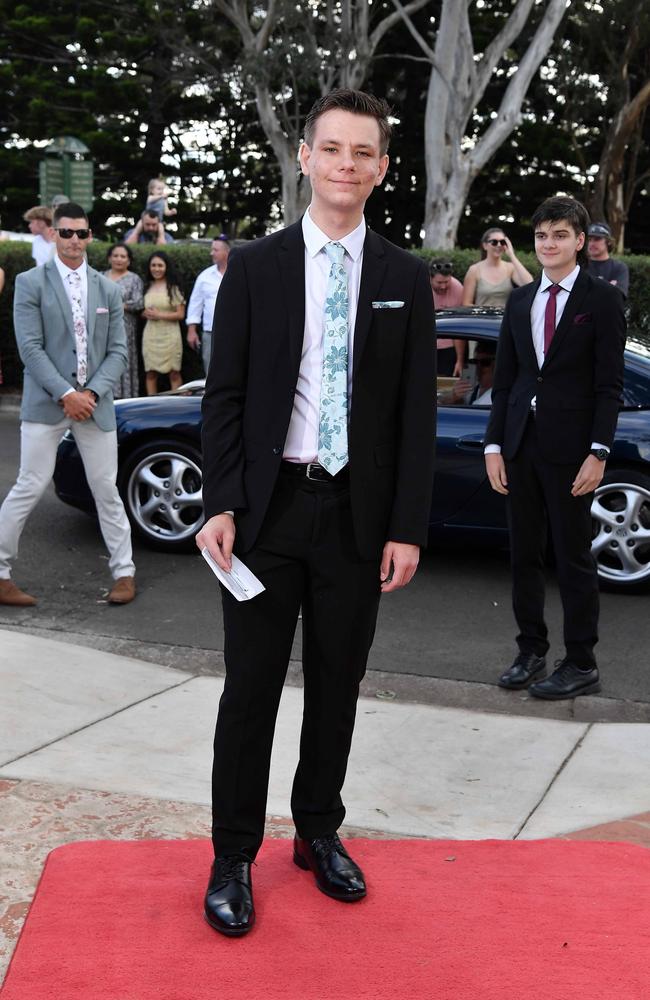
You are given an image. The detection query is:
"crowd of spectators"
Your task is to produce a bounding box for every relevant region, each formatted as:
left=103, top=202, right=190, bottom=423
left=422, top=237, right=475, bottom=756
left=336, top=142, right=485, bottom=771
left=1, top=187, right=631, bottom=402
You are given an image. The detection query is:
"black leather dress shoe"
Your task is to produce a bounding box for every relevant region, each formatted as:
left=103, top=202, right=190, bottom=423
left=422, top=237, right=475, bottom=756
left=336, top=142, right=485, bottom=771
left=529, top=660, right=600, bottom=700
left=498, top=652, right=546, bottom=690
left=204, top=855, right=255, bottom=936
left=293, top=834, right=366, bottom=901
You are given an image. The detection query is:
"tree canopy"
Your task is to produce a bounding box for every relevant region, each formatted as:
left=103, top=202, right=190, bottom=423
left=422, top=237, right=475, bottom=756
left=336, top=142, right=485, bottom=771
left=1, top=0, right=649, bottom=250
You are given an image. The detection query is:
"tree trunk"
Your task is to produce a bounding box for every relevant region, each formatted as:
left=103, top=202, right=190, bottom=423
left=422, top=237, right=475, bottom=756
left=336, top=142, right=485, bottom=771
left=418, top=0, right=567, bottom=248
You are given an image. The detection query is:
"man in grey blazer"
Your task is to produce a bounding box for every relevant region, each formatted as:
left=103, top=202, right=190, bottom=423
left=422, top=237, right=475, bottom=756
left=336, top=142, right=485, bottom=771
left=0, top=202, right=136, bottom=606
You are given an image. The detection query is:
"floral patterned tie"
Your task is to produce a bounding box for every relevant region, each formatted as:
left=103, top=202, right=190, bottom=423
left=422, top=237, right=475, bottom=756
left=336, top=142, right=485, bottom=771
left=318, top=242, right=349, bottom=475
left=68, top=270, right=88, bottom=386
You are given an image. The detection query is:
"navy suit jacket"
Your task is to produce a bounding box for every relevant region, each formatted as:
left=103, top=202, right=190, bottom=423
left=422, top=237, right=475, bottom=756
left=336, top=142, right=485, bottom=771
left=485, top=268, right=626, bottom=463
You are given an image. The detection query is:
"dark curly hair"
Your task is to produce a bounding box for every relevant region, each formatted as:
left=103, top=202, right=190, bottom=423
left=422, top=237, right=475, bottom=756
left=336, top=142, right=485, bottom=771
left=143, top=250, right=182, bottom=305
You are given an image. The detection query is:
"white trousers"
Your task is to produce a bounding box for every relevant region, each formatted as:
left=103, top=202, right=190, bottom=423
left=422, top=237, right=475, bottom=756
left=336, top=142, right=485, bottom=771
left=0, top=418, right=135, bottom=581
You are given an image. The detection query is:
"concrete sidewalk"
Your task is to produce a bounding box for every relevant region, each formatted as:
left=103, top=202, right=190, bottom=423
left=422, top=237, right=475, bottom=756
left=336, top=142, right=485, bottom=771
left=2, top=627, right=650, bottom=980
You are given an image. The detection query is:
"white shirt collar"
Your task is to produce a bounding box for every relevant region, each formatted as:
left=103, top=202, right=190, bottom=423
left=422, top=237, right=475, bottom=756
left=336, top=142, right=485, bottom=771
left=54, top=253, right=87, bottom=283
left=539, top=263, right=581, bottom=293
left=302, top=208, right=366, bottom=262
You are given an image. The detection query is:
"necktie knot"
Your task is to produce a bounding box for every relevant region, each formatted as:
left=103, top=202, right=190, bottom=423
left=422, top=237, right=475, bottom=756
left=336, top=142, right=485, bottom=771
left=325, top=241, right=346, bottom=267
left=547, top=283, right=561, bottom=298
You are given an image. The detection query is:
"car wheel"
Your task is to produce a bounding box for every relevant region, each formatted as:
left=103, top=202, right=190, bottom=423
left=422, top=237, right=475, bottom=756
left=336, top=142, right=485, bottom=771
left=118, top=440, right=204, bottom=551
left=591, top=469, right=650, bottom=587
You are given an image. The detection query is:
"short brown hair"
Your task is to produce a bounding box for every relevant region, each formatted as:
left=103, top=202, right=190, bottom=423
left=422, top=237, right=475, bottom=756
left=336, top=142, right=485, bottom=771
left=53, top=202, right=89, bottom=226
left=303, top=89, right=393, bottom=155
left=23, top=205, right=53, bottom=225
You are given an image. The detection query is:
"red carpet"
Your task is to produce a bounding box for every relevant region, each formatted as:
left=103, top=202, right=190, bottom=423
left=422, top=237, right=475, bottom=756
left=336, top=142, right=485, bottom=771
left=3, top=838, right=650, bottom=999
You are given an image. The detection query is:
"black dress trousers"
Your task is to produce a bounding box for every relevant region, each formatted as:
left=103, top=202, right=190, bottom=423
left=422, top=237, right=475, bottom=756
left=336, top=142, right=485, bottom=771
left=211, top=468, right=382, bottom=859
left=505, top=417, right=599, bottom=668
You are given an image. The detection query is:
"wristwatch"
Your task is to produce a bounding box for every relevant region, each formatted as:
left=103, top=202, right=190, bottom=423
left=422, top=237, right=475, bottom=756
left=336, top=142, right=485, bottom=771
left=590, top=447, right=608, bottom=461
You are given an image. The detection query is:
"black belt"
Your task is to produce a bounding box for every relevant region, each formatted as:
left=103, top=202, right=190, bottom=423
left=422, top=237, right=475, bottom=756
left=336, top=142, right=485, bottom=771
left=280, top=461, right=349, bottom=483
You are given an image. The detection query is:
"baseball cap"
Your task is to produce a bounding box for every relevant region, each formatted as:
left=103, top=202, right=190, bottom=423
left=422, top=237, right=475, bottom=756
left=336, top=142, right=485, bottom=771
left=588, top=222, right=611, bottom=238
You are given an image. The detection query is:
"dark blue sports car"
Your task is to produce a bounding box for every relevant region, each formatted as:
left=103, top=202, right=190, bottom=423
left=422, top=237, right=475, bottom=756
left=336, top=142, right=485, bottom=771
left=54, top=309, right=650, bottom=589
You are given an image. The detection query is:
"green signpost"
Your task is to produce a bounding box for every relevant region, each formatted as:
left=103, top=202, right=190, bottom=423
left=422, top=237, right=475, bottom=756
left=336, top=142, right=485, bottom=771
left=39, top=136, right=94, bottom=210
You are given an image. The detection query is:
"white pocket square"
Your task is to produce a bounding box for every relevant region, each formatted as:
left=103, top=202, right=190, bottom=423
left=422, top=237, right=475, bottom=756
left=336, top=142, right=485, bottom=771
left=96, top=307, right=109, bottom=314
left=372, top=300, right=404, bottom=310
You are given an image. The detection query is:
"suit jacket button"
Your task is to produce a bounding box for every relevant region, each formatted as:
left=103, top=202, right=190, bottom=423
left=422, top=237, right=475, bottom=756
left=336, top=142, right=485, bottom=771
left=272, top=446, right=281, bottom=455
left=537, top=376, right=543, bottom=383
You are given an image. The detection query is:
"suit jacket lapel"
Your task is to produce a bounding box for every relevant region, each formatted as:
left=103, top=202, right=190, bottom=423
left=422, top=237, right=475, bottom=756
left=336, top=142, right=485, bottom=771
left=514, top=278, right=540, bottom=371
left=87, top=267, right=98, bottom=342
left=45, top=259, right=75, bottom=341
left=277, top=221, right=306, bottom=376
left=353, top=228, right=387, bottom=378
left=543, top=268, right=590, bottom=368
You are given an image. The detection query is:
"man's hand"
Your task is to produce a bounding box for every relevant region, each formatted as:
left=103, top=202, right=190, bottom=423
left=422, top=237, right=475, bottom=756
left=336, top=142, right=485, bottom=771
left=452, top=359, right=464, bottom=377
left=60, top=390, right=95, bottom=421
left=380, top=541, right=420, bottom=594
left=485, top=452, right=509, bottom=494
left=451, top=377, right=471, bottom=403
left=187, top=326, right=201, bottom=350
left=196, top=513, right=235, bottom=572
left=571, top=454, right=606, bottom=496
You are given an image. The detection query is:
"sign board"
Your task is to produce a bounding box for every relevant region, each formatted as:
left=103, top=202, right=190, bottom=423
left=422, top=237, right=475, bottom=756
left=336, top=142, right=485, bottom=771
left=39, top=157, right=94, bottom=211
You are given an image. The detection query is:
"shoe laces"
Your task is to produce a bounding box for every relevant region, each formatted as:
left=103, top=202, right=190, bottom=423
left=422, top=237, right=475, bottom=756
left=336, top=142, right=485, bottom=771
left=311, top=833, right=344, bottom=859
left=552, top=659, right=582, bottom=681
left=213, top=853, right=254, bottom=885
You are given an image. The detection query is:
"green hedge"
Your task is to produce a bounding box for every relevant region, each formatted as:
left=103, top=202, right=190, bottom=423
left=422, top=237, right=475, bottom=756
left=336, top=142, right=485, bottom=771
left=2, top=241, right=649, bottom=390
left=414, top=248, right=650, bottom=355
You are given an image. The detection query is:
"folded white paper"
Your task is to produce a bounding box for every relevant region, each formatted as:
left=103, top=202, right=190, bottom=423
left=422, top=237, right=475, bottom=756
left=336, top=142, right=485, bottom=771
left=201, top=548, right=266, bottom=601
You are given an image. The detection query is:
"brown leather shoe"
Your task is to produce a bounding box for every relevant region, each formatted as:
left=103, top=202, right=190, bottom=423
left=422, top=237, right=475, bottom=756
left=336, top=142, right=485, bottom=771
left=0, top=579, right=37, bottom=606
left=107, top=576, right=136, bottom=604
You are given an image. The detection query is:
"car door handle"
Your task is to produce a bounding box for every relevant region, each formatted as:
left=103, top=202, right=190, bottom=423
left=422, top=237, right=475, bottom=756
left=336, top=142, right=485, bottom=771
left=457, top=435, right=486, bottom=450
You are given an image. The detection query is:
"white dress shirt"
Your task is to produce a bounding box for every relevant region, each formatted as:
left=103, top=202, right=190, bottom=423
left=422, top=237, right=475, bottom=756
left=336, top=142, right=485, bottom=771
left=283, top=209, right=365, bottom=463
left=31, top=234, right=55, bottom=266
left=186, top=265, right=224, bottom=331
left=530, top=264, right=580, bottom=369
left=485, top=265, right=607, bottom=455
left=55, top=254, right=88, bottom=397
left=55, top=253, right=89, bottom=316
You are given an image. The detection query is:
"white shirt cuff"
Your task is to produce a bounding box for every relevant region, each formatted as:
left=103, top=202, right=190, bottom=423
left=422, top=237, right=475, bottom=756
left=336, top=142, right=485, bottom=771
left=591, top=443, right=609, bottom=453
left=484, top=444, right=502, bottom=455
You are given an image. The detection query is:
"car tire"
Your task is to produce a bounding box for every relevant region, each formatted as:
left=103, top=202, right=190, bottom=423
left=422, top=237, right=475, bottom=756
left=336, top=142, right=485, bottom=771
left=118, top=439, right=204, bottom=552
left=591, top=469, right=650, bottom=588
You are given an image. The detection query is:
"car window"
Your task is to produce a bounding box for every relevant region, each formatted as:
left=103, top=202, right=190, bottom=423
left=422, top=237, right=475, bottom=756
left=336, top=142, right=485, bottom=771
left=436, top=335, right=495, bottom=408
left=622, top=364, right=650, bottom=408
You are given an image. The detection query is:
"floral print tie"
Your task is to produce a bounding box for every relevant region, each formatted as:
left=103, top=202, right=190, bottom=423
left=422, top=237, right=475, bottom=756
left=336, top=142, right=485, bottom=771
left=68, top=270, right=88, bottom=385
left=318, top=242, right=349, bottom=475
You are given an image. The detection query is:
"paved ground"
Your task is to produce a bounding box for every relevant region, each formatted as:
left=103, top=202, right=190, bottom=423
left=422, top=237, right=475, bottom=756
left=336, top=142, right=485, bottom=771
left=1, top=405, right=649, bottom=718
left=3, top=628, right=650, bottom=984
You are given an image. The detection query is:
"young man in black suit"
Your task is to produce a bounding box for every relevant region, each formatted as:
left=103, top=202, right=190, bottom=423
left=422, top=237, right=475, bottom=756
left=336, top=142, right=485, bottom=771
left=485, top=197, right=626, bottom=701
left=196, top=90, right=435, bottom=935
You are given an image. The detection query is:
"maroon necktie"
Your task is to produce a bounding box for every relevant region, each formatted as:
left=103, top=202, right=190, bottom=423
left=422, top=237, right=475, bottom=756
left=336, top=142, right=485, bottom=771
left=543, top=283, right=561, bottom=354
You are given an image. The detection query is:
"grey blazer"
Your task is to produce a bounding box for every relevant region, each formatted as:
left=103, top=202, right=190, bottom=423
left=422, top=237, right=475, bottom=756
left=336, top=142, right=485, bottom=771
left=13, top=258, right=128, bottom=431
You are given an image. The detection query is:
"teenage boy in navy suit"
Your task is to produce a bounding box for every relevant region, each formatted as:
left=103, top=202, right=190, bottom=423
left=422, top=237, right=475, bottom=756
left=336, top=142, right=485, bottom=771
left=197, top=90, right=436, bottom=935
left=485, top=196, right=625, bottom=700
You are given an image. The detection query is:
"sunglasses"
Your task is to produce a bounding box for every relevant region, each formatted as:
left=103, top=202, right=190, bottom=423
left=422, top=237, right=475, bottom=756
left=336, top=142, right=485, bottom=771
left=430, top=262, right=453, bottom=274
left=486, top=239, right=507, bottom=247
left=56, top=228, right=90, bottom=240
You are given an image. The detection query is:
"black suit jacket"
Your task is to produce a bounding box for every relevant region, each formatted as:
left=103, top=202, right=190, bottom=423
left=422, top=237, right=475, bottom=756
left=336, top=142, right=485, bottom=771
left=485, top=269, right=626, bottom=462
left=201, top=219, right=436, bottom=560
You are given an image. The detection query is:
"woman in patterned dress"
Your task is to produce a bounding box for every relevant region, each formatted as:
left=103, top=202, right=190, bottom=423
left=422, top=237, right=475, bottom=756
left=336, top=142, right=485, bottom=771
left=141, top=251, right=186, bottom=395
left=104, top=243, right=144, bottom=398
